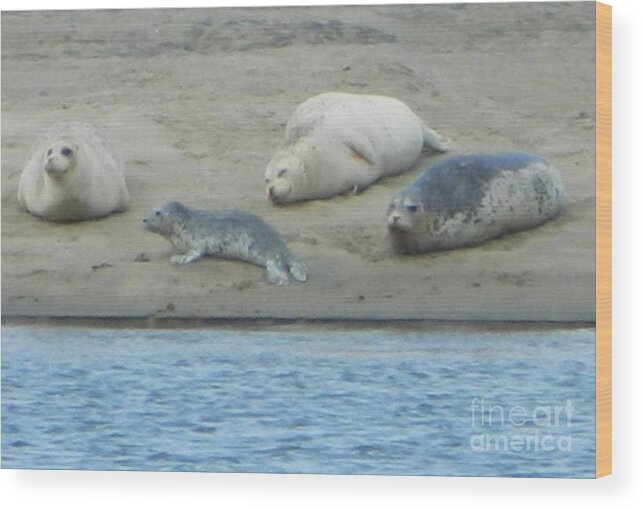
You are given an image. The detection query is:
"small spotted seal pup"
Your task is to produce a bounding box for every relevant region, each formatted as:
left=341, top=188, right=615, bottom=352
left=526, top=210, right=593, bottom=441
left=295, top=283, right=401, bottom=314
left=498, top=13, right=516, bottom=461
left=143, top=201, right=308, bottom=285
left=17, top=122, right=129, bottom=221
left=265, top=92, right=447, bottom=204
left=387, top=152, right=565, bottom=253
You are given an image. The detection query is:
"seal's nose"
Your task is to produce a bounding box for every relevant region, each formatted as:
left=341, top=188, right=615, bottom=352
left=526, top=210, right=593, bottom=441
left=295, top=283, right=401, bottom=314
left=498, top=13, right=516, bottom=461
left=388, top=214, right=402, bottom=229
left=267, top=186, right=275, bottom=198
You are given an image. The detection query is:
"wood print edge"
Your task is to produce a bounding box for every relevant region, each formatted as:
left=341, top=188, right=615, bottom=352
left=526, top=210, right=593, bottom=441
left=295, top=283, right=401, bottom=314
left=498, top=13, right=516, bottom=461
left=595, top=0, right=612, bottom=479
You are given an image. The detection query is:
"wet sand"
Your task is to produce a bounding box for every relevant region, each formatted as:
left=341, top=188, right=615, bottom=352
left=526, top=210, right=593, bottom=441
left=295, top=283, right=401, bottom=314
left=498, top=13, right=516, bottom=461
left=1, top=3, right=597, bottom=322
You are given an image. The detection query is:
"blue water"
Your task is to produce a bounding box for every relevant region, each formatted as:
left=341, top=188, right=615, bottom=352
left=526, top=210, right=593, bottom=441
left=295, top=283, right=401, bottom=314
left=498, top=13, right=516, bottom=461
left=1, top=325, right=595, bottom=477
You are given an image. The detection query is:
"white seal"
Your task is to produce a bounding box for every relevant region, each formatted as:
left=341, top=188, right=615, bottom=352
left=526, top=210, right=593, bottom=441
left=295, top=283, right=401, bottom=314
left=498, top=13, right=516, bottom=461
left=387, top=153, right=566, bottom=253
left=265, top=92, right=447, bottom=203
left=17, top=122, right=130, bottom=221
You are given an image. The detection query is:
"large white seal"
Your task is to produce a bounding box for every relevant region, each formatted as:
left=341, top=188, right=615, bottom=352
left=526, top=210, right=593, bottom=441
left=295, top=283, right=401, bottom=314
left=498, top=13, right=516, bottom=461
left=143, top=201, right=308, bottom=285
left=17, top=122, right=130, bottom=221
left=387, top=153, right=566, bottom=253
left=264, top=92, right=447, bottom=204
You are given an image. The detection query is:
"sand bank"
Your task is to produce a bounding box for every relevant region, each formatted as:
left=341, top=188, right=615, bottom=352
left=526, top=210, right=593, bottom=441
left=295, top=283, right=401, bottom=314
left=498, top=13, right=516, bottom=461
left=1, top=3, right=596, bottom=322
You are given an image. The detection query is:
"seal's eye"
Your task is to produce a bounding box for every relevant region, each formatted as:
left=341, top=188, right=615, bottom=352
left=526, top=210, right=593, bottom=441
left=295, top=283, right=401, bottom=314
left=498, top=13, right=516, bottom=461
left=61, top=147, right=73, bottom=157
left=46, top=148, right=53, bottom=156
left=406, top=205, right=418, bottom=213
left=154, top=211, right=161, bottom=217
left=277, top=168, right=287, bottom=177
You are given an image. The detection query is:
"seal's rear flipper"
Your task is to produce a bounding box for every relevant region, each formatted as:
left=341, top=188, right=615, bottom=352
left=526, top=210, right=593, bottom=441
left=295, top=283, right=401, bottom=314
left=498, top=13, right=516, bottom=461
left=422, top=125, right=449, bottom=153
left=288, top=260, right=308, bottom=282
left=266, top=259, right=290, bottom=285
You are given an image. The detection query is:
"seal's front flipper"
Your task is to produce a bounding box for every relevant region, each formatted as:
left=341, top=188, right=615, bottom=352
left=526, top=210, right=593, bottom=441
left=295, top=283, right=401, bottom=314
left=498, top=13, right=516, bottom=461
left=345, top=132, right=377, bottom=166
left=171, top=249, right=204, bottom=264
left=288, top=259, right=308, bottom=282
left=422, top=124, right=448, bottom=153
left=266, top=259, right=289, bottom=285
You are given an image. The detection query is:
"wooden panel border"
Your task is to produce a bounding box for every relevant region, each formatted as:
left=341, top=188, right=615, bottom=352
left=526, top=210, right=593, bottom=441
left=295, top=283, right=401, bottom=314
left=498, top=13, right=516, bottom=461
left=595, top=1, right=612, bottom=478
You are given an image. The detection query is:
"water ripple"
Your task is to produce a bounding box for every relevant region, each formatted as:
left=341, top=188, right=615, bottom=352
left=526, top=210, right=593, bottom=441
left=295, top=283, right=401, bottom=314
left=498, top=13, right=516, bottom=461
left=2, top=325, right=595, bottom=476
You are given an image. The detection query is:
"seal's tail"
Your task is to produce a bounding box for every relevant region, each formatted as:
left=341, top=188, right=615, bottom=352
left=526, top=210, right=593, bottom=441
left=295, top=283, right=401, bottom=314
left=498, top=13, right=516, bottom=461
left=288, top=259, right=308, bottom=282
left=422, top=124, right=449, bottom=153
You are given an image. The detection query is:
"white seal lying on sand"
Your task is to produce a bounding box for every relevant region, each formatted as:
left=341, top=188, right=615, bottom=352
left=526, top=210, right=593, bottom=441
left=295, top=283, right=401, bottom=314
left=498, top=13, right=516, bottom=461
left=143, top=201, right=308, bottom=285
left=387, top=152, right=565, bottom=253
left=17, top=122, right=130, bottom=221
left=265, top=92, right=447, bottom=204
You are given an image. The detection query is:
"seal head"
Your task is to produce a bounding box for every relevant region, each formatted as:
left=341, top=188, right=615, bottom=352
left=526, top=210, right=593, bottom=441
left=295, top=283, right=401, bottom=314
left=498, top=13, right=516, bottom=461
left=387, top=189, right=426, bottom=234
left=264, top=151, right=304, bottom=203
left=143, top=201, right=190, bottom=237
left=43, top=141, right=79, bottom=178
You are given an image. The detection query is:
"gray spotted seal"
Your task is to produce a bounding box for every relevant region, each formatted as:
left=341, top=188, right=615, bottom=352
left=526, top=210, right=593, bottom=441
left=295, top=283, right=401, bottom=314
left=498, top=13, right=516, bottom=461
left=17, top=122, right=130, bottom=221
left=387, top=152, right=566, bottom=253
left=265, top=92, right=447, bottom=204
left=143, top=201, right=308, bottom=285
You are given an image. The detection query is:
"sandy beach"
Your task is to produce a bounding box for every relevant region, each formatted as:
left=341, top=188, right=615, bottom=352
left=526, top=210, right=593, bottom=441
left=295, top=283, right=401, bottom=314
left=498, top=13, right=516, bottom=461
left=1, top=3, right=596, bottom=323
